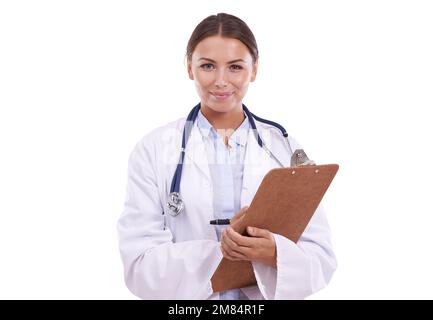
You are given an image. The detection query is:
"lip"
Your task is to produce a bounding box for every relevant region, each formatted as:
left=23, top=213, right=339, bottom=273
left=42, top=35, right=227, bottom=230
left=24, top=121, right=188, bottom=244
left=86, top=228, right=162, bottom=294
left=210, top=91, right=234, bottom=101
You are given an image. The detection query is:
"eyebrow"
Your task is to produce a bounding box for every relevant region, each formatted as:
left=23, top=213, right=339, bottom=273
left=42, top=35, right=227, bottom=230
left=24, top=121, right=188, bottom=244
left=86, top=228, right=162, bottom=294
left=198, top=57, right=246, bottom=64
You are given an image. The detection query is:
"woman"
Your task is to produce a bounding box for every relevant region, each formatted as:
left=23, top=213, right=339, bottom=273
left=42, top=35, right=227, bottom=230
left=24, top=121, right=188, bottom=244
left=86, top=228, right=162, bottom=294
left=117, top=13, right=336, bottom=300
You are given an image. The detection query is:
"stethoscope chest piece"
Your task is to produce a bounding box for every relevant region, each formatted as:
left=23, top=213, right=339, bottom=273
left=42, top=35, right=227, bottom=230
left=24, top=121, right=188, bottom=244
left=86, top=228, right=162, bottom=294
left=167, top=192, right=184, bottom=216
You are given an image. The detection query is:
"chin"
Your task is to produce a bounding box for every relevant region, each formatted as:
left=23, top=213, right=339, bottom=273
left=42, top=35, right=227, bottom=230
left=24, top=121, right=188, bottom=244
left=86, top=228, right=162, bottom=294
left=205, top=100, right=240, bottom=113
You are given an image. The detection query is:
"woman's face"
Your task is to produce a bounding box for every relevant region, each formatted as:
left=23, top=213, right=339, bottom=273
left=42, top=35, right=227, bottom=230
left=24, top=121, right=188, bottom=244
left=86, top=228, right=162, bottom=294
left=188, top=35, right=258, bottom=113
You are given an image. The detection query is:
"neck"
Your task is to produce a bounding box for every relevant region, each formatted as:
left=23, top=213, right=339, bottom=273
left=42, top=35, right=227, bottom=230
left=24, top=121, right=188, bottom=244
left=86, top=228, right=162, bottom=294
left=200, top=104, right=245, bottom=131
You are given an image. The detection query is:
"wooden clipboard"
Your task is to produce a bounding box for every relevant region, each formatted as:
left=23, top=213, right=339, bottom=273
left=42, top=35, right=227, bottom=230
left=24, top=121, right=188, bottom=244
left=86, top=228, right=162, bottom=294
left=211, top=163, right=339, bottom=292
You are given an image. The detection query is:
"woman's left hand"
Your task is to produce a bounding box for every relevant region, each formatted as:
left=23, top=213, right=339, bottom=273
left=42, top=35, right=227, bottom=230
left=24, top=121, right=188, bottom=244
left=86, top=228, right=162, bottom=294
left=220, top=226, right=277, bottom=268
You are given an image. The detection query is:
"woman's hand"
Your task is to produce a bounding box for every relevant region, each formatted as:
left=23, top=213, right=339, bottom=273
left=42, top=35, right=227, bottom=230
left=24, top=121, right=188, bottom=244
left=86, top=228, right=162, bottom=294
left=220, top=225, right=277, bottom=268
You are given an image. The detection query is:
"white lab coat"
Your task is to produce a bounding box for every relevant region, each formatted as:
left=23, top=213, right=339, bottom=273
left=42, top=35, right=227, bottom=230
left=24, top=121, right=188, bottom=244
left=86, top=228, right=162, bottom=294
left=117, top=116, right=337, bottom=300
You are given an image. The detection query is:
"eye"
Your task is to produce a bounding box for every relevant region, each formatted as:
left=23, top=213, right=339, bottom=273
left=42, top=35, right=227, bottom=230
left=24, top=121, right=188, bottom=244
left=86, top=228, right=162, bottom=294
left=230, top=64, right=243, bottom=71
left=200, top=63, right=214, bottom=71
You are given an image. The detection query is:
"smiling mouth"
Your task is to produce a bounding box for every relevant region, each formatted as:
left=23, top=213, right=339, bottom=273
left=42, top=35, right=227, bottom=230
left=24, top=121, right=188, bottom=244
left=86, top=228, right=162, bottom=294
left=210, top=92, right=234, bottom=100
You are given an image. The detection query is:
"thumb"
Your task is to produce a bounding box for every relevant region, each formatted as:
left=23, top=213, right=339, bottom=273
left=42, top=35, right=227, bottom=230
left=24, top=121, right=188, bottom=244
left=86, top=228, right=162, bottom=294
left=247, top=226, right=269, bottom=238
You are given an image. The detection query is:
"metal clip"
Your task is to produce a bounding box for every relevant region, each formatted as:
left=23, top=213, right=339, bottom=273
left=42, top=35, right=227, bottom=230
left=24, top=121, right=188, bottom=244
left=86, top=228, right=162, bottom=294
left=290, top=149, right=316, bottom=167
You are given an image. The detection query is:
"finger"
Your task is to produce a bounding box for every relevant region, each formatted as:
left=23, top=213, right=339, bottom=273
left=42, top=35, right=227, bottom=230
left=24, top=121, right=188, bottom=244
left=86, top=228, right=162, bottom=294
left=221, top=230, right=251, bottom=259
left=247, top=226, right=272, bottom=239
left=222, top=229, right=248, bottom=253
left=226, top=227, right=253, bottom=247
left=224, top=229, right=260, bottom=260
left=221, top=245, right=235, bottom=260
left=221, top=242, right=247, bottom=260
left=223, top=250, right=246, bottom=261
left=228, top=236, right=274, bottom=263
left=221, top=245, right=238, bottom=261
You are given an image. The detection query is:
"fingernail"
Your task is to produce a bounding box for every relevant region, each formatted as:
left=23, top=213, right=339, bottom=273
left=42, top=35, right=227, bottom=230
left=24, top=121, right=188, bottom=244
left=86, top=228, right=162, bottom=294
left=248, top=226, right=254, bottom=234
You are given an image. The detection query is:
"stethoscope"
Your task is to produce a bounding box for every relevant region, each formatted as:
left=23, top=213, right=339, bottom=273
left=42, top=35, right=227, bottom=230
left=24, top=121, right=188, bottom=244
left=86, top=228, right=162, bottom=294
left=166, top=103, right=295, bottom=217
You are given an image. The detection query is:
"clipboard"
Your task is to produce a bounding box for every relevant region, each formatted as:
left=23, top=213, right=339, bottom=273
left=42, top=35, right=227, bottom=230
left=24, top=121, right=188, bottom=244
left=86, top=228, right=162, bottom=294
left=211, top=155, right=339, bottom=292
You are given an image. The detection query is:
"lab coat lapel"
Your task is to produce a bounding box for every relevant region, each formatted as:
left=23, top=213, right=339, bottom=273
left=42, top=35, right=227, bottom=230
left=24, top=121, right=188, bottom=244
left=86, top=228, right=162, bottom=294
left=179, top=122, right=215, bottom=241
left=183, top=123, right=211, bottom=182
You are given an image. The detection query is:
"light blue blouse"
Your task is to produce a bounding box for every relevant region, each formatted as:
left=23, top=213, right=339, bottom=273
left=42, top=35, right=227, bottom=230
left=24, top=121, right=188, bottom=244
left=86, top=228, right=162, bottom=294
left=196, top=110, right=250, bottom=300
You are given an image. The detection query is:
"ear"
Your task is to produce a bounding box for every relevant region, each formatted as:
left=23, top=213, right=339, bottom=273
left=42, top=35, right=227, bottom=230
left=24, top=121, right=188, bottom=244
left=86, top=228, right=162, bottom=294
left=187, top=60, right=194, bottom=80
left=250, top=59, right=259, bottom=82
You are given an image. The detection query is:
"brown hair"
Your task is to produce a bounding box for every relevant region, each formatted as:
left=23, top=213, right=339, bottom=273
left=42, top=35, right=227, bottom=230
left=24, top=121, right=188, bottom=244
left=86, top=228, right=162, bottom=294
left=186, top=13, right=259, bottom=63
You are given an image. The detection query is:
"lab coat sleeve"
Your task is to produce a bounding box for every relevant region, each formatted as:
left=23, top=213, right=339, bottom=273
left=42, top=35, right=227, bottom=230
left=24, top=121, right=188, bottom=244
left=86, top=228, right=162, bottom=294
left=117, top=136, right=222, bottom=299
left=251, top=205, right=337, bottom=299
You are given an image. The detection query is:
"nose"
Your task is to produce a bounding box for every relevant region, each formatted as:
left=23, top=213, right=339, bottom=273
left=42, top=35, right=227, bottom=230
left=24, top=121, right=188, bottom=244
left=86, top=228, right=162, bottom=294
left=214, top=69, right=228, bottom=88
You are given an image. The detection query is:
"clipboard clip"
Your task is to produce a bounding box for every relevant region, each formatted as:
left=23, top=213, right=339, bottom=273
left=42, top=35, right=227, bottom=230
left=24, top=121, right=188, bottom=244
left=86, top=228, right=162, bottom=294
left=291, top=149, right=316, bottom=167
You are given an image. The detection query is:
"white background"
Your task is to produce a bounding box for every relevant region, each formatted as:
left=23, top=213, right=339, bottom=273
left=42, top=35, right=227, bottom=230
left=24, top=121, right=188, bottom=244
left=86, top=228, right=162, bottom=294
left=1, top=0, right=432, bottom=299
